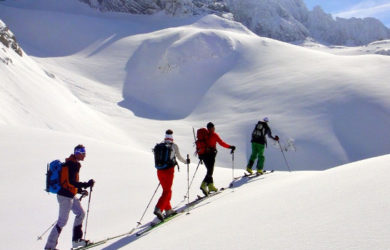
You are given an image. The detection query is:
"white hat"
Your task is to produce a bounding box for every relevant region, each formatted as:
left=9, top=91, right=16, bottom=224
left=165, top=129, right=174, bottom=142
left=165, top=133, right=173, bottom=141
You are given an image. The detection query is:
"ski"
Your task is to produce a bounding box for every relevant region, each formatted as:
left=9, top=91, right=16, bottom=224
left=71, top=226, right=139, bottom=250
left=243, top=169, right=274, bottom=178
left=135, top=187, right=226, bottom=237
left=71, top=239, right=107, bottom=250
left=231, top=170, right=274, bottom=184
left=135, top=211, right=183, bottom=237
left=196, top=187, right=225, bottom=200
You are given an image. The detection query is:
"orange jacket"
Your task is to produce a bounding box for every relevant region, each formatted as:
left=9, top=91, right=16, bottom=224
left=58, top=155, right=86, bottom=198
left=60, top=165, right=79, bottom=197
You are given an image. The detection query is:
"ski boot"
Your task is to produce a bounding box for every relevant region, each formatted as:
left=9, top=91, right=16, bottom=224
left=165, top=209, right=177, bottom=218
left=208, top=183, right=218, bottom=193
left=256, top=169, right=263, bottom=175
left=200, top=182, right=209, bottom=196
left=72, top=239, right=89, bottom=248
left=246, top=167, right=253, bottom=175
left=153, top=206, right=164, bottom=221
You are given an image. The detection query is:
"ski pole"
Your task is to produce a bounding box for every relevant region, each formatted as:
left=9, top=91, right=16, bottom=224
left=83, top=186, right=93, bottom=239
left=137, top=183, right=161, bottom=226
left=185, top=159, right=201, bottom=197
left=231, top=151, right=235, bottom=189
left=37, top=221, right=56, bottom=241
left=186, top=154, right=190, bottom=215
left=278, top=141, right=291, bottom=172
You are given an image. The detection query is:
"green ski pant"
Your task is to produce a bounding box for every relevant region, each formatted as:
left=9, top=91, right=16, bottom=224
left=247, top=142, right=265, bottom=170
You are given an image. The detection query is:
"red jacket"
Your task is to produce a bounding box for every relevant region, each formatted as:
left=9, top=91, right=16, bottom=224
left=207, top=131, right=231, bottom=149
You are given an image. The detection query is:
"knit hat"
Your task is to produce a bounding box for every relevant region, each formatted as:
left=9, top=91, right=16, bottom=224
left=165, top=129, right=173, bottom=142
left=74, top=144, right=86, bottom=155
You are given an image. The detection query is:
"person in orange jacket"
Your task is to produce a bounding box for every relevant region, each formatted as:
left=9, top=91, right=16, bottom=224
left=199, top=122, right=235, bottom=195
left=45, top=145, right=95, bottom=250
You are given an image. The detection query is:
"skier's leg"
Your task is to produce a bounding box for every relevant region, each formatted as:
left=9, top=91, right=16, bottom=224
left=72, top=197, right=85, bottom=242
left=202, top=153, right=214, bottom=184
left=156, top=168, right=174, bottom=211
left=45, top=195, right=72, bottom=249
left=256, top=144, right=266, bottom=171
left=247, top=142, right=258, bottom=168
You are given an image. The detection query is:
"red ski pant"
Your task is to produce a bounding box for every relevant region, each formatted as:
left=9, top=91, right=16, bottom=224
left=156, top=167, right=175, bottom=211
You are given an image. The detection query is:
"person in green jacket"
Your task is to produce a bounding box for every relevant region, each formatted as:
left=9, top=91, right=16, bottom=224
left=246, top=117, right=279, bottom=175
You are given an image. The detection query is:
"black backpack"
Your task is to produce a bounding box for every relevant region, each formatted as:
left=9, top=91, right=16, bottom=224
left=251, top=121, right=269, bottom=146
left=252, top=122, right=266, bottom=139
left=153, top=142, right=176, bottom=170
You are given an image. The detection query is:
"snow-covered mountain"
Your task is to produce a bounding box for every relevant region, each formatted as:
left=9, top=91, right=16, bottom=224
left=305, top=5, right=390, bottom=46
left=78, top=0, right=390, bottom=46
left=80, top=0, right=227, bottom=15
left=0, top=20, right=22, bottom=57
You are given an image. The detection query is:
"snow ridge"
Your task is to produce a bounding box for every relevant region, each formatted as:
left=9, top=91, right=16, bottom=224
left=0, top=20, right=23, bottom=57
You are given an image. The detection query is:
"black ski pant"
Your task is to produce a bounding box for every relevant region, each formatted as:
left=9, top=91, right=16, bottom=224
left=200, top=151, right=217, bottom=184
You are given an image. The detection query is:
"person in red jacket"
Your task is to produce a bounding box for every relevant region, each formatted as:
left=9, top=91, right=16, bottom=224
left=199, top=122, right=235, bottom=195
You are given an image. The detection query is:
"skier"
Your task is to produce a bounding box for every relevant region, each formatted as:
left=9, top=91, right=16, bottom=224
left=246, top=117, right=279, bottom=175
left=45, top=145, right=95, bottom=250
left=153, top=129, right=190, bottom=221
left=199, top=122, right=235, bottom=195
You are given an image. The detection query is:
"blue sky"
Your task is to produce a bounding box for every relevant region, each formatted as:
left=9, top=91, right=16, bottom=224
left=303, top=0, right=390, bottom=27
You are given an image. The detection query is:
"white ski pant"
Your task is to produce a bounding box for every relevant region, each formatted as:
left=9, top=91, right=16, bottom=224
left=45, top=195, right=85, bottom=249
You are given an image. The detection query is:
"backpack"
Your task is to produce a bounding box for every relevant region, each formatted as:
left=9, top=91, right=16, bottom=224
left=195, top=128, right=209, bottom=156
left=251, top=121, right=269, bottom=146
left=153, top=142, right=175, bottom=170
left=46, top=160, right=63, bottom=194
left=252, top=122, right=266, bottom=139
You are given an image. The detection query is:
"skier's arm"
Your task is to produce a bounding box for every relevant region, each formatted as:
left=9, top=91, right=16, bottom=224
left=215, top=133, right=231, bottom=149
left=68, top=165, right=93, bottom=189
left=266, top=126, right=279, bottom=141
left=173, top=143, right=186, bottom=164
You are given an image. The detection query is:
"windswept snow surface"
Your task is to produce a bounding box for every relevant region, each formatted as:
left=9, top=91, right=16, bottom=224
left=299, top=38, right=390, bottom=56
left=1, top=126, right=390, bottom=250
left=1, top=1, right=390, bottom=249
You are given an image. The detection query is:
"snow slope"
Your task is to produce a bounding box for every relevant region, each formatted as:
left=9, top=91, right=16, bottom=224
left=0, top=1, right=390, bottom=249
left=1, top=125, right=389, bottom=250
left=299, top=38, right=390, bottom=56
left=1, top=1, right=390, bottom=170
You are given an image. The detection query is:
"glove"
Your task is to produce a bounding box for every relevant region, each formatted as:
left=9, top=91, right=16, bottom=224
left=229, top=145, right=236, bottom=153
left=186, top=158, right=191, bottom=164
left=80, top=189, right=89, bottom=197
left=274, top=135, right=279, bottom=141
left=87, top=179, right=95, bottom=188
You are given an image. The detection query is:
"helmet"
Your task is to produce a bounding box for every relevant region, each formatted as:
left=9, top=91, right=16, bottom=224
left=263, top=117, right=269, bottom=122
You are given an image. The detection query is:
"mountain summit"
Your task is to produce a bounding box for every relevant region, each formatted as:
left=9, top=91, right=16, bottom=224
left=80, top=0, right=390, bottom=46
